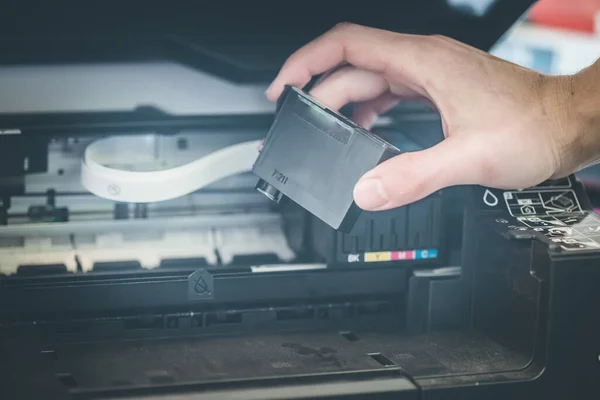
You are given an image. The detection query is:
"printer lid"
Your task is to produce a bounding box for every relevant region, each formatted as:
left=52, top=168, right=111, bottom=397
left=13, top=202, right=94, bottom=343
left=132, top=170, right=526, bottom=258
left=0, top=1, right=535, bottom=130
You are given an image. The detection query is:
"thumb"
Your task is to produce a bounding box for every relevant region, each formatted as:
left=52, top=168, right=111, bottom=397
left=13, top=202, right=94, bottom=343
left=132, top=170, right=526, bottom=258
left=353, top=138, right=481, bottom=210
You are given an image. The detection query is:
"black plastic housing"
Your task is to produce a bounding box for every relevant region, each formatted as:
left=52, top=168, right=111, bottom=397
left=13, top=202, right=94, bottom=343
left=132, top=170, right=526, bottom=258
left=253, top=86, right=401, bottom=232
left=3, top=175, right=600, bottom=400
left=311, top=195, right=443, bottom=265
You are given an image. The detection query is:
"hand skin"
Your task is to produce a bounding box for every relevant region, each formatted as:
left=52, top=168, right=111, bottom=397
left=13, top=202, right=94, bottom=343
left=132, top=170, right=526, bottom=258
left=265, top=23, right=600, bottom=211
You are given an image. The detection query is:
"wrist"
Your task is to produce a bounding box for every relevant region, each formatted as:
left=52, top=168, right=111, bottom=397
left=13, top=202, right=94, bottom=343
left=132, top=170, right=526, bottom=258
left=545, top=67, right=600, bottom=177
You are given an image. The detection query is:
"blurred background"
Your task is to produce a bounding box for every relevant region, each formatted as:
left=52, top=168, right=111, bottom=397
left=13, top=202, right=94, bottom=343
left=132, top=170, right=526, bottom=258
left=488, top=0, right=600, bottom=204
left=491, top=0, right=600, bottom=74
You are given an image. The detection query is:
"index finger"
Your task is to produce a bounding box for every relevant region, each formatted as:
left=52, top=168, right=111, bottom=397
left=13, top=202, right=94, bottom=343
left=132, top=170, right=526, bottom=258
left=265, top=23, right=426, bottom=102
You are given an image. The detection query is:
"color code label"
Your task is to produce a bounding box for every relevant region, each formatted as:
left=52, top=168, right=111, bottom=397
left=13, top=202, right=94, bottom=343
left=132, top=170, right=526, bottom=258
left=347, top=249, right=438, bottom=263
left=364, top=252, right=392, bottom=262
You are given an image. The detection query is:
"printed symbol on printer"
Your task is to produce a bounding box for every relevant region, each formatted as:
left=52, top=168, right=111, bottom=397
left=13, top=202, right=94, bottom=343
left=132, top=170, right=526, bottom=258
left=508, top=225, right=530, bottom=231
left=541, top=191, right=578, bottom=214
left=193, top=277, right=210, bottom=295
left=347, top=254, right=360, bottom=263
left=517, top=215, right=565, bottom=228
left=504, top=190, right=582, bottom=217
left=551, top=236, right=600, bottom=251
left=520, top=205, right=536, bottom=215
left=107, top=184, right=121, bottom=196
left=580, top=225, right=600, bottom=234
left=546, top=227, right=574, bottom=237
left=483, top=189, right=498, bottom=207
left=188, top=269, right=214, bottom=300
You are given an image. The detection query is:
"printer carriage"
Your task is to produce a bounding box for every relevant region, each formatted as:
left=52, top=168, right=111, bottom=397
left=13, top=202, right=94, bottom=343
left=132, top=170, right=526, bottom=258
left=0, top=2, right=599, bottom=399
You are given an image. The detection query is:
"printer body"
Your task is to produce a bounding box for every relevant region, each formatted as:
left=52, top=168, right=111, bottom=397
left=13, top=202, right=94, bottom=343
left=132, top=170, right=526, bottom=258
left=0, top=2, right=599, bottom=399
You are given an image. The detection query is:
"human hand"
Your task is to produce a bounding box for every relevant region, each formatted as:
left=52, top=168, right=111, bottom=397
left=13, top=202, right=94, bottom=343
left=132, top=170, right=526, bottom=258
left=265, top=23, right=599, bottom=211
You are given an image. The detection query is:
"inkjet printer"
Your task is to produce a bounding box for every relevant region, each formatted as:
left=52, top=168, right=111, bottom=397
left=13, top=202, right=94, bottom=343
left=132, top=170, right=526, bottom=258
left=0, top=2, right=599, bottom=399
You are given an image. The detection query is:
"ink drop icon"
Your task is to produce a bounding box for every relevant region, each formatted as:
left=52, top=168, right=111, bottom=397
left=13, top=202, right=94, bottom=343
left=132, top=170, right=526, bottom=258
left=483, top=189, right=499, bottom=207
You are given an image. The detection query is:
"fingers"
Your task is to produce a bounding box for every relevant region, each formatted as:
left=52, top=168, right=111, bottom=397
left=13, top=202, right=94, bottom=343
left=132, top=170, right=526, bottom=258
left=353, top=137, right=482, bottom=210
left=308, top=66, right=390, bottom=111
left=266, top=23, right=426, bottom=102
left=352, top=92, right=400, bottom=128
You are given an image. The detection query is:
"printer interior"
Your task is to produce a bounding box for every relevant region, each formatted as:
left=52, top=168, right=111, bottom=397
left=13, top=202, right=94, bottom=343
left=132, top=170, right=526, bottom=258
left=0, top=131, right=298, bottom=274
left=0, top=2, right=574, bottom=397
left=0, top=114, right=540, bottom=395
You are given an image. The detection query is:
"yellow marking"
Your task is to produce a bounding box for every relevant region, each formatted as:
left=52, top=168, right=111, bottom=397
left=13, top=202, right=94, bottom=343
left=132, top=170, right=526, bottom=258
left=364, top=252, right=391, bottom=262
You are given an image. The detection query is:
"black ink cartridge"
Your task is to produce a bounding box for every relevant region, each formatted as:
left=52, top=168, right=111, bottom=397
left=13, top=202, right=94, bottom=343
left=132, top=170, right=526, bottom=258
left=252, top=86, right=402, bottom=232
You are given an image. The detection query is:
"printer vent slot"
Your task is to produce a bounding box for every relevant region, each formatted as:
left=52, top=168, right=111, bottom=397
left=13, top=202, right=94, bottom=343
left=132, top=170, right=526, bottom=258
left=111, top=380, right=132, bottom=387
left=124, top=316, right=164, bottom=331
left=191, top=314, right=204, bottom=328
left=206, top=312, right=242, bottom=326
left=368, top=353, right=396, bottom=367
left=147, top=370, right=176, bottom=385
left=165, top=316, right=180, bottom=329
left=56, top=321, right=90, bottom=335
left=56, top=373, right=78, bottom=388
left=17, top=264, right=68, bottom=276
left=40, top=349, right=58, bottom=361
left=357, top=302, right=392, bottom=316
left=94, top=261, right=142, bottom=272
left=276, top=308, right=315, bottom=321
left=160, top=257, right=208, bottom=268
left=339, top=331, right=360, bottom=342
left=230, top=253, right=281, bottom=265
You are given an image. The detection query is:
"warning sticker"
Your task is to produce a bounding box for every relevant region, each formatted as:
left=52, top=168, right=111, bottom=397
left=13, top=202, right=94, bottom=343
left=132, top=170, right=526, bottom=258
left=501, top=211, right=600, bottom=252
left=552, top=213, right=591, bottom=226
left=549, top=236, right=600, bottom=251
left=544, top=226, right=576, bottom=238
left=516, top=215, right=566, bottom=228
left=486, top=176, right=600, bottom=252
left=481, top=177, right=575, bottom=212
left=504, top=189, right=582, bottom=217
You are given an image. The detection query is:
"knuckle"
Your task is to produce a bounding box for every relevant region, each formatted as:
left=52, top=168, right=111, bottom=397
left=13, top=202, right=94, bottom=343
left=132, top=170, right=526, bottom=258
left=428, top=33, right=449, bottom=41
left=332, top=21, right=356, bottom=32
left=330, top=22, right=363, bottom=38
left=421, top=34, right=450, bottom=49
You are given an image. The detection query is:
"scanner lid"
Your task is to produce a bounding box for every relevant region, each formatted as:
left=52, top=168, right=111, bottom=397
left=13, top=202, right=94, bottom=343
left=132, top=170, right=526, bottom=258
left=0, top=1, right=535, bottom=132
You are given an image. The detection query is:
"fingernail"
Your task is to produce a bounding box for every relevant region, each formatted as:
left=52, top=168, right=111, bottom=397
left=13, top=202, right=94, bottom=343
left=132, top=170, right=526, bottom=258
left=353, top=178, right=388, bottom=210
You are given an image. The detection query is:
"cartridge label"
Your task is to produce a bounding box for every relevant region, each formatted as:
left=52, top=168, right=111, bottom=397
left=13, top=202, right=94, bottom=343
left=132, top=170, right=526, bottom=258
left=364, top=252, right=392, bottom=262
left=348, top=249, right=438, bottom=263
